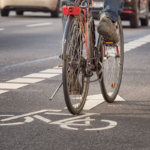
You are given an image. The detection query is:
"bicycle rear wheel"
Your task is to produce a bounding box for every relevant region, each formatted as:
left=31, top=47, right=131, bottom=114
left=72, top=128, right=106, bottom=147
left=100, top=17, right=124, bottom=103
left=63, top=16, right=89, bottom=114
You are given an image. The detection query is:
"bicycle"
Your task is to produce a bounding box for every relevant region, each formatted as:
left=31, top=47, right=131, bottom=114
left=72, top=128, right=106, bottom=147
left=61, top=0, right=124, bottom=115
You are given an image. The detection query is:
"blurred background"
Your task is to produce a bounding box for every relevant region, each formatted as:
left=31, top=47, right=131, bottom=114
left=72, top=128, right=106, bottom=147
left=0, top=0, right=149, bottom=27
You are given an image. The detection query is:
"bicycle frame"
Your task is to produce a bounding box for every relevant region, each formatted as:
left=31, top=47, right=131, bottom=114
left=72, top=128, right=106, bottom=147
left=62, top=0, right=94, bottom=60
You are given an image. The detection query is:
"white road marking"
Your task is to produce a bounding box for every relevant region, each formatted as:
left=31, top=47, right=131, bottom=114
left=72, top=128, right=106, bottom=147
left=0, top=83, right=28, bottom=90
left=83, top=100, right=104, bottom=110
left=0, top=122, right=25, bottom=126
left=24, top=73, right=59, bottom=78
left=50, top=113, right=117, bottom=131
left=0, top=28, right=4, bottom=31
left=7, top=78, right=44, bottom=83
left=50, top=113, right=98, bottom=125
left=27, top=22, right=52, bottom=27
left=114, top=95, right=125, bottom=101
left=1, top=109, right=61, bottom=122
left=124, top=48, right=131, bottom=50
left=0, top=117, right=34, bottom=126
left=45, top=113, right=72, bottom=116
left=60, top=117, right=95, bottom=131
left=125, top=45, right=138, bottom=48
left=86, top=117, right=91, bottom=125
left=130, top=42, right=148, bottom=44
left=124, top=35, right=150, bottom=52
left=85, top=120, right=117, bottom=131
left=53, top=66, right=62, bottom=69
left=25, top=116, right=34, bottom=123
left=0, top=90, right=9, bottom=94
left=65, top=94, right=125, bottom=110
left=40, top=69, right=62, bottom=74
left=34, top=115, right=51, bottom=123
left=0, top=112, right=117, bottom=131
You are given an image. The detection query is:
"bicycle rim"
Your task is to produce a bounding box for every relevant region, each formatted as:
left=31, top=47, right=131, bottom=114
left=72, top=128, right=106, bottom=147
left=63, top=16, right=89, bottom=114
left=100, top=17, right=124, bottom=103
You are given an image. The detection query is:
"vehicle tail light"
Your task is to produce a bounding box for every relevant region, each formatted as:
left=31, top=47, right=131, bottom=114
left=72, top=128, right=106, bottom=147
left=123, top=10, right=134, bottom=14
left=62, top=6, right=81, bottom=15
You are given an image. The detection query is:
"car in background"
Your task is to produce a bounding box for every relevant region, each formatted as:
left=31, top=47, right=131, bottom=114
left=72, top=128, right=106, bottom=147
left=121, top=0, right=149, bottom=28
left=0, top=0, right=61, bottom=17
left=61, top=0, right=149, bottom=28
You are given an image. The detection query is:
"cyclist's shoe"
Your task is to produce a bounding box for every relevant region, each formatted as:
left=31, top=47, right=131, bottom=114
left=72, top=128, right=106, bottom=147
left=69, top=76, right=82, bottom=94
left=97, top=17, right=119, bottom=45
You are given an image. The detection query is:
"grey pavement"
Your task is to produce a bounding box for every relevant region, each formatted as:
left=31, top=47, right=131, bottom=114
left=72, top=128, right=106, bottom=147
left=0, top=12, right=150, bottom=150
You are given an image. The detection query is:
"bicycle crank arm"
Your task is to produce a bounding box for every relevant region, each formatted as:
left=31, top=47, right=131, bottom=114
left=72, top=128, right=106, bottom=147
left=49, top=81, right=63, bottom=101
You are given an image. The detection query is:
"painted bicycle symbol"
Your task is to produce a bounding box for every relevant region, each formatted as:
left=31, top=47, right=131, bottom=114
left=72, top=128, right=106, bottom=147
left=0, top=109, right=117, bottom=131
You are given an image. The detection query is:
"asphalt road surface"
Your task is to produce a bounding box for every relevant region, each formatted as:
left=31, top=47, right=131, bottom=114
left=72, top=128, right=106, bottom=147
left=0, top=12, right=150, bottom=150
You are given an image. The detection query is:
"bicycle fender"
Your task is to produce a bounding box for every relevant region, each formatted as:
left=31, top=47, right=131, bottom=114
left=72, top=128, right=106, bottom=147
left=62, top=16, right=74, bottom=60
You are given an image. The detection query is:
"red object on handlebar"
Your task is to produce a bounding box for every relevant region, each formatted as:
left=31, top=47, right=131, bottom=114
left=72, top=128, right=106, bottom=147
left=62, top=6, right=81, bottom=15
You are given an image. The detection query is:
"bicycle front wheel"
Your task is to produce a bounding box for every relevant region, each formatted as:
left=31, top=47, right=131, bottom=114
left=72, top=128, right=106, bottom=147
left=100, top=17, right=124, bottom=103
left=63, top=16, right=89, bottom=115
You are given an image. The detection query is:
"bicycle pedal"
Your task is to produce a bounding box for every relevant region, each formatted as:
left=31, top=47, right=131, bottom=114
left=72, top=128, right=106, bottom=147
left=70, top=91, right=79, bottom=94
left=105, top=42, right=117, bottom=46
left=106, top=42, right=113, bottom=45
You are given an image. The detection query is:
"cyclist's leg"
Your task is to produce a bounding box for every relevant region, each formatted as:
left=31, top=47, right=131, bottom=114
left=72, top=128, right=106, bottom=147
left=100, top=0, right=124, bottom=22
left=97, top=0, right=124, bottom=44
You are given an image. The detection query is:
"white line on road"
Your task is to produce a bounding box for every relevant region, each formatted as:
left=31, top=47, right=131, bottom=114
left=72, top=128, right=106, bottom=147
left=0, top=90, right=9, bottom=94
left=40, top=69, right=62, bottom=74
left=65, top=94, right=125, bottom=110
left=0, top=122, right=25, bottom=126
left=7, top=78, right=44, bottom=84
left=0, top=83, right=28, bottom=90
left=53, top=66, right=62, bottom=69
left=83, top=100, right=104, bottom=110
left=1, top=109, right=61, bottom=122
left=60, top=117, right=95, bottom=130
left=50, top=113, right=98, bottom=125
left=34, top=115, right=51, bottom=123
left=124, top=35, right=150, bottom=52
left=27, top=23, right=52, bottom=27
left=45, top=113, right=72, bottom=116
left=24, top=73, right=59, bottom=78
left=85, top=120, right=117, bottom=131
left=0, top=28, right=4, bottom=31
left=0, top=117, right=34, bottom=126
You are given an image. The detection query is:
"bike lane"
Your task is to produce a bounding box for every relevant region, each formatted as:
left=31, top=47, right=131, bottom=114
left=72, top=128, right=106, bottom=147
left=0, top=39, right=150, bottom=150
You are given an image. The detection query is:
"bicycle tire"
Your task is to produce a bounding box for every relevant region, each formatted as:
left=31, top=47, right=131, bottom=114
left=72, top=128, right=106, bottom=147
left=99, top=17, right=124, bottom=103
left=63, top=16, right=90, bottom=115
